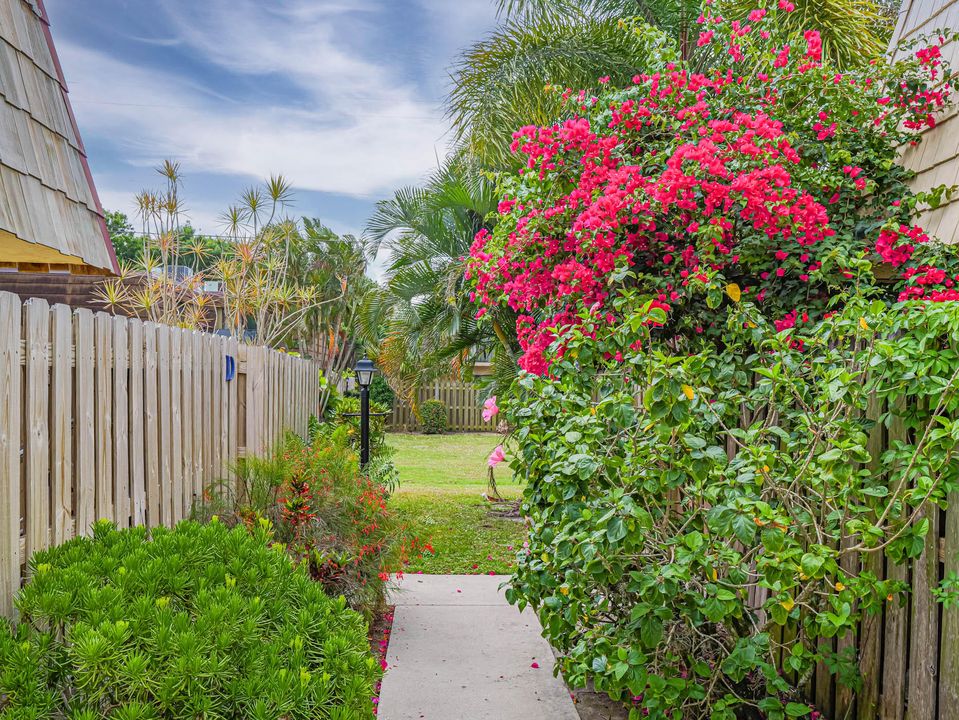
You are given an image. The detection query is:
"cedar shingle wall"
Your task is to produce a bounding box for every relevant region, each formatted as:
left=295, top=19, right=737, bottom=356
left=0, top=0, right=114, bottom=270
left=890, top=0, right=959, bottom=242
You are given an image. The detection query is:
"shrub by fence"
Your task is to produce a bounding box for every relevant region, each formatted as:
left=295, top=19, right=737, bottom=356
left=388, top=379, right=493, bottom=432
left=768, top=398, right=957, bottom=720
left=0, top=291, right=322, bottom=617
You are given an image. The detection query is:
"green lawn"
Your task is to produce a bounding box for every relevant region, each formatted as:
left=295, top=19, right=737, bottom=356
left=389, top=432, right=526, bottom=575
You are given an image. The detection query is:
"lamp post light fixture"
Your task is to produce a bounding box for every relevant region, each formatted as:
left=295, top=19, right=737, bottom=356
left=355, top=357, right=376, bottom=469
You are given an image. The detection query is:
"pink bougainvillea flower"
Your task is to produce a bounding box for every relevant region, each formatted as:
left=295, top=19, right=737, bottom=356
left=482, top=396, right=500, bottom=422
left=488, top=444, right=506, bottom=467
left=531, top=662, right=540, bottom=669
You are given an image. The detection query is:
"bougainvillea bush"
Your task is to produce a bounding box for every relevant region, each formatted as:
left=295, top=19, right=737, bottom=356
left=468, top=10, right=958, bottom=374
left=467, top=5, right=959, bottom=718
left=0, top=521, right=379, bottom=718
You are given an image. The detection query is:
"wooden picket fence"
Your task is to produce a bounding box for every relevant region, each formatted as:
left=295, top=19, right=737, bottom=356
left=736, top=396, right=957, bottom=720
left=388, top=378, right=494, bottom=432
left=0, top=291, right=322, bottom=617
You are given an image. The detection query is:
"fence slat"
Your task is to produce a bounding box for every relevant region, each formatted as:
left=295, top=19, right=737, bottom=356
left=113, top=317, right=130, bottom=529
left=192, top=332, right=204, bottom=502
left=50, top=305, right=73, bottom=544
left=227, top=337, right=238, bottom=474
left=858, top=397, right=885, bottom=720
left=169, top=330, right=183, bottom=524
left=881, top=411, right=909, bottom=720
left=206, top=335, right=218, bottom=481
left=180, top=331, right=194, bottom=518
left=941, top=484, right=959, bottom=720
left=156, top=325, right=172, bottom=527
left=143, top=323, right=160, bottom=528
left=74, top=309, right=96, bottom=536
left=24, top=299, right=50, bottom=566
left=907, top=503, right=940, bottom=720
left=94, top=313, right=114, bottom=522
left=218, top=339, right=228, bottom=478
left=129, top=319, right=146, bottom=527
left=0, top=293, right=22, bottom=617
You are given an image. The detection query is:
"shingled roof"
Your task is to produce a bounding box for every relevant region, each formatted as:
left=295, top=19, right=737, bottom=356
left=890, top=0, right=959, bottom=243
left=0, top=0, right=117, bottom=272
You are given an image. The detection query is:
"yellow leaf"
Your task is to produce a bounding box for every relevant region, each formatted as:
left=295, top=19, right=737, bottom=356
left=859, top=317, right=870, bottom=331
left=682, top=384, right=695, bottom=401
left=726, top=283, right=742, bottom=302
left=541, top=552, right=549, bottom=563
left=781, top=597, right=795, bottom=612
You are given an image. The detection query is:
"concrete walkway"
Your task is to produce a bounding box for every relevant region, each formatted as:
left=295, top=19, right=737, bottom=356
left=377, top=574, right=580, bottom=720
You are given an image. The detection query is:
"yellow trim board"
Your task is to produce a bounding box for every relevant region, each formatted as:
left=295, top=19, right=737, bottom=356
left=0, top=229, right=86, bottom=265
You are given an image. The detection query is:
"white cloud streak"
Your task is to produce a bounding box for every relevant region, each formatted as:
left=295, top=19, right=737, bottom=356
left=59, top=0, right=453, bottom=199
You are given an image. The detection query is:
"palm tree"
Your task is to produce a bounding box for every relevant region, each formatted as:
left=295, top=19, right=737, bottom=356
left=292, top=219, right=375, bottom=412
left=356, top=159, right=519, bottom=404
left=451, top=0, right=891, bottom=166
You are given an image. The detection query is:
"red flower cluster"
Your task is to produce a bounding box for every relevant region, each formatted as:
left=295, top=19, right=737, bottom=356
left=467, top=8, right=956, bottom=374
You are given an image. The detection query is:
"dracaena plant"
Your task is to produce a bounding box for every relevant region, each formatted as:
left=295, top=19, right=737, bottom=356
left=98, top=163, right=347, bottom=348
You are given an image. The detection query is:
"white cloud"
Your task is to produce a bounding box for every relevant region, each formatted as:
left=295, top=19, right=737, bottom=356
left=58, top=0, right=454, bottom=199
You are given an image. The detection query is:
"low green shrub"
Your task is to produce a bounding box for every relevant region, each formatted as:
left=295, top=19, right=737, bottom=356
left=333, top=396, right=390, bottom=456
left=419, top=400, right=448, bottom=434
left=0, top=520, right=378, bottom=719
left=369, top=375, right=395, bottom=410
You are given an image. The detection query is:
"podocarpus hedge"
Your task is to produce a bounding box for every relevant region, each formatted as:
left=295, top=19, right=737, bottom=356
left=467, top=4, right=959, bottom=718
left=0, top=520, right=379, bottom=719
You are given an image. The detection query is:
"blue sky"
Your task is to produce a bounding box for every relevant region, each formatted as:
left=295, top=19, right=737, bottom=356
left=44, top=0, right=499, bottom=271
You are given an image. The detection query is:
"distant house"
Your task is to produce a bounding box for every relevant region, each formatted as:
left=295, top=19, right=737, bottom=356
left=889, top=0, right=959, bottom=242
left=0, top=0, right=118, bottom=308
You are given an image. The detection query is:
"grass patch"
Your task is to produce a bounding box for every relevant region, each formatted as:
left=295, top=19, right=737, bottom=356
left=389, top=432, right=525, bottom=575
left=388, top=432, right=517, bottom=491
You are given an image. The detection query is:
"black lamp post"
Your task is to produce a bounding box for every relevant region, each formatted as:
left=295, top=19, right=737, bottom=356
left=355, top=357, right=376, bottom=469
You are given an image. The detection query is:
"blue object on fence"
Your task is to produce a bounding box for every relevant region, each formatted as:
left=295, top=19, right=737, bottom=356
left=225, top=355, right=236, bottom=382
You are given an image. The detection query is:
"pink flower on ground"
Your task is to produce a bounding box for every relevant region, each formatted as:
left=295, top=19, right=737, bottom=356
left=531, top=662, right=540, bottom=669
left=482, top=396, right=499, bottom=422
left=488, top=445, right=506, bottom=467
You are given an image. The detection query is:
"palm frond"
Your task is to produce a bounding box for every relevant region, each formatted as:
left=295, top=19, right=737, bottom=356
left=449, top=15, right=677, bottom=166
left=719, top=0, right=890, bottom=66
